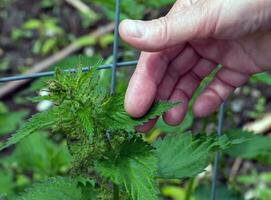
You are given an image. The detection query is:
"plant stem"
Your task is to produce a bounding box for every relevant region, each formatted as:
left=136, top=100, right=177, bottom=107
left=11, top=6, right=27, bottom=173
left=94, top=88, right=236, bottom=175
left=113, top=184, right=119, bottom=200
left=185, top=178, right=194, bottom=200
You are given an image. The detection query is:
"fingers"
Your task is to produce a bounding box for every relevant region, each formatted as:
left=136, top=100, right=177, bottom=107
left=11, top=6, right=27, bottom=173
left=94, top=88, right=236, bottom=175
left=136, top=45, right=201, bottom=132
left=135, top=118, right=158, bottom=133
left=137, top=58, right=217, bottom=132
left=125, top=44, right=186, bottom=118
left=156, top=46, right=200, bottom=101
left=163, top=59, right=217, bottom=125
left=119, top=1, right=210, bottom=51
left=193, top=68, right=249, bottom=117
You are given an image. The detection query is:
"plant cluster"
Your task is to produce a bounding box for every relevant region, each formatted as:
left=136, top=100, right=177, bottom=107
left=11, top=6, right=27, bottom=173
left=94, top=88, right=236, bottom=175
left=0, top=61, right=236, bottom=199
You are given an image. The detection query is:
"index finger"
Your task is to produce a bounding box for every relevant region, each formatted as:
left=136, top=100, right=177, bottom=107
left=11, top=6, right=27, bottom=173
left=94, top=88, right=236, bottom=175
left=125, top=45, right=185, bottom=118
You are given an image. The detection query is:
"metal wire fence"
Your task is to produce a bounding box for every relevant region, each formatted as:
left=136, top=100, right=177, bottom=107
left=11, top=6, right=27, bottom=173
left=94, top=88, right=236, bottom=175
left=0, top=0, right=225, bottom=199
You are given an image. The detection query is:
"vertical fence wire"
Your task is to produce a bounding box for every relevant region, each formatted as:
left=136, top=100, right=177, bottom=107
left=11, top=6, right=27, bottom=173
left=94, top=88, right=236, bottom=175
left=110, top=0, right=121, bottom=95
left=111, top=1, right=121, bottom=199
left=211, top=103, right=225, bottom=200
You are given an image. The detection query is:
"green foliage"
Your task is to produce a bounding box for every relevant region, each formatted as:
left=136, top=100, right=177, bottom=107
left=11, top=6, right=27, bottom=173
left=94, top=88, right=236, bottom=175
left=250, top=72, right=271, bottom=86
left=0, top=109, right=28, bottom=136
left=91, top=0, right=144, bottom=19
left=12, top=16, right=66, bottom=55
left=8, top=132, right=71, bottom=176
left=96, top=136, right=158, bottom=200
left=194, top=184, right=243, bottom=200
left=237, top=171, right=271, bottom=200
left=0, top=57, right=244, bottom=199
left=0, top=109, right=58, bottom=151
left=54, top=55, right=102, bottom=71
left=225, top=129, right=271, bottom=162
left=100, top=94, right=178, bottom=133
left=154, top=133, right=229, bottom=179
left=144, top=0, right=175, bottom=8
left=0, top=170, right=13, bottom=196
left=90, top=0, right=174, bottom=20
left=13, top=177, right=94, bottom=200
left=0, top=60, right=178, bottom=199
left=29, top=55, right=102, bottom=91
left=155, top=111, right=193, bottom=133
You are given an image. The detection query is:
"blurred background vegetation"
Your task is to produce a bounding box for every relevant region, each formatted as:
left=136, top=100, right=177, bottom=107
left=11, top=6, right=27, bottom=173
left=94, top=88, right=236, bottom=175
left=1, top=0, right=271, bottom=199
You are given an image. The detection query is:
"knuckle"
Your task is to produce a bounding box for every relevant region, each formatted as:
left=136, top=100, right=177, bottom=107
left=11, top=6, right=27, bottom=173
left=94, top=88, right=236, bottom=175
left=151, top=17, right=170, bottom=48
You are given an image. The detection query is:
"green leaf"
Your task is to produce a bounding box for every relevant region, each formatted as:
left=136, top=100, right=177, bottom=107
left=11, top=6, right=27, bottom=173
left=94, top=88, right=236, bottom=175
left=0, top=110, right=28, bottom=136
left=155, top=111, right=193, bottom=133
left=250, top=72, right=271, bottom=86
left=13, top=177, right=93, bottom=200
left=0, top=109, right=58, bottom=151
left=95, top=137, right=158, bottom=200
left=78, top=108, right=94, bottom=137
left=225, top=129, right=271, bottom=160
left=8, top=132, right=71, bottom=175
left=138, top=101, right=179, bottom=124
left=154, top=133, right=225, bottom=179
left=101, top=94, right=178, bottom=132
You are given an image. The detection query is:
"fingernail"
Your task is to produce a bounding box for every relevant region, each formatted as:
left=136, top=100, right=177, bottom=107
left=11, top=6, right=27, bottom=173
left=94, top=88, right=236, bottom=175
left=124, top=19, right=145, bottom=38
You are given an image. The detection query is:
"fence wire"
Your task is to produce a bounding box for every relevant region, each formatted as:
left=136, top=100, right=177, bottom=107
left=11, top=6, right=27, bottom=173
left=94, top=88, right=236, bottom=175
left=0, top=0, right=225, bottom=199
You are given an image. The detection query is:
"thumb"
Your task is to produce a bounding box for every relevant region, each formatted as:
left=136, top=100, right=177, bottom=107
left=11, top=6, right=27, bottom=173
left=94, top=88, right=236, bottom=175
left=119, top=3, right=212, bottom=51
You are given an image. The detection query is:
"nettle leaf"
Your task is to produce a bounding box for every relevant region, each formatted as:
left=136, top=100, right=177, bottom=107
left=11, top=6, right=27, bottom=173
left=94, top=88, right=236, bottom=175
left=137, top=101, right=179, bottom=124
left=0, top=109, right=58, bottom=151
left=78, top=108, right=94, bottom=136
left=101, top=94, right=178, bottom=132
left=14, top=177, right=94, bottom=200
left=9, top=132, right=71, bottom=175
left=95, top=137, right=158, bottom=200
left=154, top=132, right=227, bottom=179
left=225, top=129, right=271, bottom=160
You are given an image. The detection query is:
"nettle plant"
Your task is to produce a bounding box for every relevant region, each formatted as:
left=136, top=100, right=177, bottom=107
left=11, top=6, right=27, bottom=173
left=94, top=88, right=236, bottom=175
left=0, top=63, right=233, bottom=200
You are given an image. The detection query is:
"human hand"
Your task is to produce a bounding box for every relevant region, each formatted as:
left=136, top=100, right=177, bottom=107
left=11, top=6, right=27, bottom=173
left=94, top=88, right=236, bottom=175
left=119, top=0, right=271, bottom=132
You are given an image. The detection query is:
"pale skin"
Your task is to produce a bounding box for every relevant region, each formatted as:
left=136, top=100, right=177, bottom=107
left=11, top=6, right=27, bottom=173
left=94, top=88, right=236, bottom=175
left=119, top=0, right=271, bottom=132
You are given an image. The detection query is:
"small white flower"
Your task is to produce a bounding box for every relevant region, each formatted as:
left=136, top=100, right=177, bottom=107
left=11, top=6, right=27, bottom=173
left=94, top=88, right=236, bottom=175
left=37, top=100, right=53, bottom=111
left=37, top=88, right=53, bottom=111
left=39, top=89, right=50, bottom=96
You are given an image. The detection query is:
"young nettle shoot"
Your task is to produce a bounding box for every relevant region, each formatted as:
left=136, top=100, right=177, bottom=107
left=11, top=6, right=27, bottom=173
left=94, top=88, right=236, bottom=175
left=0, top=63, right=233, bottom=200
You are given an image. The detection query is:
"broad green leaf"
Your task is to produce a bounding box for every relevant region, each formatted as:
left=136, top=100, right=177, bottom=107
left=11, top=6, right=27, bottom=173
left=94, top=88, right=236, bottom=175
left=155, top=111, right=193, bottom=133
left=154, top=133, right=226, bottom=179
left=101, top=94, right=178, bottom=132
left=0, top=109, right=58, bottom=151
left=8, top=132, right=71, bottom=176
left=13, top=177, right=94, bottom=200
left=225, top=129, right=271, bottom=160
left=138, top=101, right=179, bottom=124
left=0, top=110, right=28, bottom=136
left=95, top=137, right=158, bottom=200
